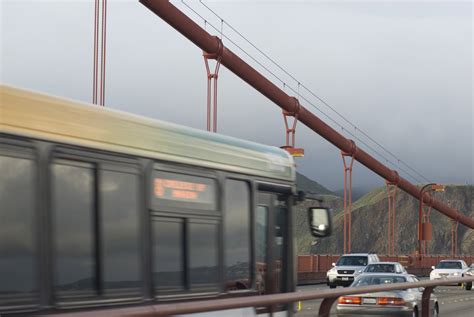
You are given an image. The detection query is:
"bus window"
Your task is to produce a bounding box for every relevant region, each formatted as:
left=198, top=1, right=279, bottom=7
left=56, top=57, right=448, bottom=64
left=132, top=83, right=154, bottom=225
left=53, top=161, right=95, bottom=294
left=0, top=152, right=36, bottom=304
left=53, top=158, right=142, bottom=297
left=224, top=180, right=251, bottom=291
left=189, top=221, right=219, bottom=289
left=101, top=169, right=141, bottom=293
left=255, top=206, right=268, bottom=294
left=153, top=217, right=185, bottom=293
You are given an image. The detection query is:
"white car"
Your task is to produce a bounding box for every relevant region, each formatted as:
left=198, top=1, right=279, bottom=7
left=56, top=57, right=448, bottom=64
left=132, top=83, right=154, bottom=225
left=429, top=260, right=469, bottom=283
left=327, top=253, right=380, bottom=288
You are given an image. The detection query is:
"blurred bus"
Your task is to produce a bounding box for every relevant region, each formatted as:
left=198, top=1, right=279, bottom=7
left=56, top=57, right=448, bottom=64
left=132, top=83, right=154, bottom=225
left=0, top=85, right=329, bottom=316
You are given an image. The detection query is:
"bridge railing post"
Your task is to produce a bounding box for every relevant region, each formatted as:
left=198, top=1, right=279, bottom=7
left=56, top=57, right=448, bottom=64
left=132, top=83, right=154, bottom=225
left=421, top=286, right=435, bottom=317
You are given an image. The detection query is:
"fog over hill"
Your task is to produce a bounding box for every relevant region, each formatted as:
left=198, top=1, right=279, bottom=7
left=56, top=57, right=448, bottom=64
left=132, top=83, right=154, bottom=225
left=295, top=173, right=474, bottom=256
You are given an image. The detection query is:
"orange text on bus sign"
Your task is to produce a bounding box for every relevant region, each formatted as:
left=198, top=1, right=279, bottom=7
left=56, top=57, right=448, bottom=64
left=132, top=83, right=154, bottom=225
left=154, top=178, right=207, bottom=201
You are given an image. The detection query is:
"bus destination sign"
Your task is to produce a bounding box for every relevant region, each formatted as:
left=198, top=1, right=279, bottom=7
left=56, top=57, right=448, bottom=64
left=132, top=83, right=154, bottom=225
left=152, top=170, right=215, bottom=209
left=154, top=178, right=207, bottom=201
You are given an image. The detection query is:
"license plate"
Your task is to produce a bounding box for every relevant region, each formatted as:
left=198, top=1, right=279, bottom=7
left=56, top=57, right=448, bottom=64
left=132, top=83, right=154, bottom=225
left=362, top=298, right=376, bottom=305
left=342, top=277, right=349, bottom=281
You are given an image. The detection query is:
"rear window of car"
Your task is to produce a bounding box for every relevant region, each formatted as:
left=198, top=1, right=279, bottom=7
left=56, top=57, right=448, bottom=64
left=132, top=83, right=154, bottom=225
left=353, top=275, right=406, bottom=286
left=436, top=262, right=462, bottom=269
left=337, top=256, right=368, bottom=266
left=365, top=264, right=396, bottom=273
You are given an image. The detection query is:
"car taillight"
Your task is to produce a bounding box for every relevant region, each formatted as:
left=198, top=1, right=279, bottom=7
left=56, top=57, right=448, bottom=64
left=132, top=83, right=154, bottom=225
left=377, top=297, right=406, bottom=305
left=338, top=296, right=361, bottom=305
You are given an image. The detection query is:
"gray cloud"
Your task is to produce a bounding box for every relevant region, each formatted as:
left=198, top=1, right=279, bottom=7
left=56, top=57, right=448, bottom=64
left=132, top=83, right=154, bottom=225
left=2, top=0, right=472, bottom=190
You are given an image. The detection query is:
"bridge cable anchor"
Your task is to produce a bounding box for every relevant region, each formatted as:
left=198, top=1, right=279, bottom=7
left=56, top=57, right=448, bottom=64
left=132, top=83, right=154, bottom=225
left=280, top=97, right=304, bottom=157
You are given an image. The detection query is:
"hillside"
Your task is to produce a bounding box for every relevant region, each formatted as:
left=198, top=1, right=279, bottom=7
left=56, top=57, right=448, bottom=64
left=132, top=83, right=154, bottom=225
left=296, top=172, right=335, bottom=196
left=296, top=183, right=474, bottom=256
left=334, top=186, right=371, bottom=201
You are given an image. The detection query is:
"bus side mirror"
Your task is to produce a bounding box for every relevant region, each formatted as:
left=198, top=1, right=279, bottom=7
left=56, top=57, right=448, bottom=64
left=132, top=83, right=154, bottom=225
left=296, top=190, right=306, bottom=202
left=308, top=207, right=332, bottom=238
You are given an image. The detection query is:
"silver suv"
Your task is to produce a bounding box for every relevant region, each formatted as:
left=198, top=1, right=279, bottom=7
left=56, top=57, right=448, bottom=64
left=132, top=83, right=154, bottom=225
left=327, top=253, right=380, bottom=288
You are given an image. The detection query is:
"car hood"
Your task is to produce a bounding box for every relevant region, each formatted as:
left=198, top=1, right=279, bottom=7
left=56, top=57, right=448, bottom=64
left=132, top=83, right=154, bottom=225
left=334, top=266, right=366, bottom=271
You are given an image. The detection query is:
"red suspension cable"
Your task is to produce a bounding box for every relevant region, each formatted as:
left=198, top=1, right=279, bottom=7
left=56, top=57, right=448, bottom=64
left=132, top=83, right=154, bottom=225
left=92, top=0, right=99, bottom=104
left=99, top=0, right=107, bottom=106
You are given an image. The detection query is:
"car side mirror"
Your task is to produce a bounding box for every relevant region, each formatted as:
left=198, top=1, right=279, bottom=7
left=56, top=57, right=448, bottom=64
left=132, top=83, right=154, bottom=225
left=431, top=266, right=435, bottom=270
left=308, top=207, right=332, bottom=238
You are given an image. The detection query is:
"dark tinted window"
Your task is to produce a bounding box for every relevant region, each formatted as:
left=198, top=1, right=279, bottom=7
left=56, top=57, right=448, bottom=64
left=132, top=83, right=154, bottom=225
left=353, top=275, right=406, bottom=287
left=256, top=206, right=268, bottom=263
left=53, top=162, right=95, bottom=292
left=337, top=256, right=368, bottom=266
left=101, top=170, right=141, bottom=292
left=436, top=261, right=462, bottom=269
left=189, top=222, right=218, bottom=288
left=224, top=180, right=250, bottom=290
left=256, top=206, right=268, bottom=294
left=365, top=264, right=396, bottom=273
left=153, top=218, right=184, bottom=292
left=0, top=154, right=35, bottom=297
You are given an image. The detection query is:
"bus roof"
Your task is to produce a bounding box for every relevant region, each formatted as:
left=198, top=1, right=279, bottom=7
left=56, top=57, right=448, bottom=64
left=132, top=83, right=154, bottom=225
left=1, top=85, right=295, bottom=182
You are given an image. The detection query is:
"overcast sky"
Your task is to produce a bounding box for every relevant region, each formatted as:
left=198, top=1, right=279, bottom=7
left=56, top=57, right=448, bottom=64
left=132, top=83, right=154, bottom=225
left=2, top=0, right=473, bottom=191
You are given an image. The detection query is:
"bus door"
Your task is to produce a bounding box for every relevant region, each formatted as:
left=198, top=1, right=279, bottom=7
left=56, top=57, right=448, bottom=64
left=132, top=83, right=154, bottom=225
left=256, top=190, right=289, bottom=297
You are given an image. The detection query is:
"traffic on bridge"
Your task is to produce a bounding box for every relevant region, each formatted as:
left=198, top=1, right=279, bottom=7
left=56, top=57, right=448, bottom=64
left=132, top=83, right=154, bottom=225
left=1, top=1, right=472, bottom=317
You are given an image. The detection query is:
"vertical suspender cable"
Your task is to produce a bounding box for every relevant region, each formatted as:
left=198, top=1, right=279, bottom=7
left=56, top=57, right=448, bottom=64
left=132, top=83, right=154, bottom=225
left=99, top=0, right=107, bottom=106
left=92, top=0, right=99, bottom=104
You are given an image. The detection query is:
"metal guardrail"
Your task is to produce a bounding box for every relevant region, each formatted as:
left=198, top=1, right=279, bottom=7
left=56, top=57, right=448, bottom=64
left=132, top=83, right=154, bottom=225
left=45, top=277, right=474, bottom=317
left=297, top=254, right=474, bottom=273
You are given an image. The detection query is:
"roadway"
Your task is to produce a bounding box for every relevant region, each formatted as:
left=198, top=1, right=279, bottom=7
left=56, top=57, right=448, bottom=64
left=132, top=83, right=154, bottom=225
left=295, top=283, right=474, bottom=316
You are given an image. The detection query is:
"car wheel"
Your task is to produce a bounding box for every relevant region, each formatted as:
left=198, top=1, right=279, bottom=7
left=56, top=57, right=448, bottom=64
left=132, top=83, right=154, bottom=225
left=412, top=307, right=419, bottom=317
left=465, top=282, right=472, bottom=291
left=329, top=284, right=336, bottom=289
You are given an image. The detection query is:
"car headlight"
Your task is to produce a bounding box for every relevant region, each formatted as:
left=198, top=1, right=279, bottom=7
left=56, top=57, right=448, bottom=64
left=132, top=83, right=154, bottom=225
left=356, top=269, right=363, bottom=274
left=452, top=272, right=460, bottom=276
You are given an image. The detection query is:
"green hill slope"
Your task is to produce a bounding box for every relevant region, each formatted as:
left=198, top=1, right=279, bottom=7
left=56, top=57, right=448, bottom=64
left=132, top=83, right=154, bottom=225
left=296, top=172, right=335, bottom=196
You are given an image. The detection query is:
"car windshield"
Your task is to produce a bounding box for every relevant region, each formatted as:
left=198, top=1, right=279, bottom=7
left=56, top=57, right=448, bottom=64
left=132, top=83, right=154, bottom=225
left=352, top=275, right=407, bottom=287
left=436, top=262, right=462, bottom=269
left=337, top=256, right=368, bottom=266
left=365, top=264, right=396, bottom=273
